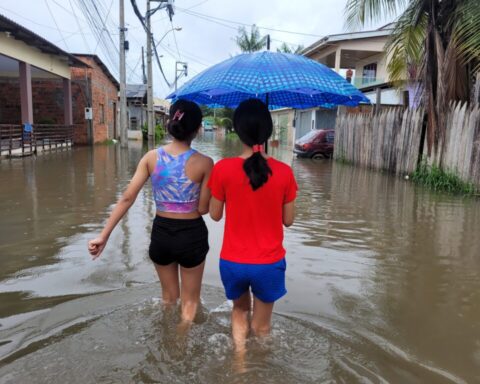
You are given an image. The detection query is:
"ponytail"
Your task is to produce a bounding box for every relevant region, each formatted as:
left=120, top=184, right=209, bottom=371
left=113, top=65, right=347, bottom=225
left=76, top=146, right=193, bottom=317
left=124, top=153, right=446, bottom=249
left=243, top=152, right=272, bottom=190
left=233, top=99, right=273, bottom=190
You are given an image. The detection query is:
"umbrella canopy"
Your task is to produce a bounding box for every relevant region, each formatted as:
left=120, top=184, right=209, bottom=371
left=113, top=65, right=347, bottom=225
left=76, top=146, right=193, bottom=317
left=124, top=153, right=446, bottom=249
left=167, top=51, right=370, bottom=109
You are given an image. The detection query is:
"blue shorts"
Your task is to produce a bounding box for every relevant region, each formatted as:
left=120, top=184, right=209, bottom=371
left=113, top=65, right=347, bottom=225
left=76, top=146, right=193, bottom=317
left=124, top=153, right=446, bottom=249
left=219, top=258, right=287, bottom=303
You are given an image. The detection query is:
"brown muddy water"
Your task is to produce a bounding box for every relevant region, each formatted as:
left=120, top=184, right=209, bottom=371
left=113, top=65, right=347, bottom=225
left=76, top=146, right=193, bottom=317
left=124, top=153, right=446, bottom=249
left=0, top=132, right=479, bottom=383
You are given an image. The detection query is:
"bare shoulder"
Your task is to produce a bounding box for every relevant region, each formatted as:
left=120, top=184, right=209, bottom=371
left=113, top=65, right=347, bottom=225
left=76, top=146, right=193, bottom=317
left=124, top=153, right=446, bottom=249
left=191, top=151, right=214, bottom=170
left=143, top=149, right=158, bottom=173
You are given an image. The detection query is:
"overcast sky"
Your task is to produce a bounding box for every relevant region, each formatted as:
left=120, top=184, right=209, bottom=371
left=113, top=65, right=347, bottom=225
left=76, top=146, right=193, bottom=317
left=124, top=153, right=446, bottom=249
left=0, top=0, right=390, bottom=98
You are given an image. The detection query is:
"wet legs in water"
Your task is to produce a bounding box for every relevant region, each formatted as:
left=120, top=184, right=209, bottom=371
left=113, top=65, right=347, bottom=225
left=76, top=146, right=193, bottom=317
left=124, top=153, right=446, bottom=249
left=153, top=261, right=205, bottom=326
left=232, top=292, right=274, bottom=351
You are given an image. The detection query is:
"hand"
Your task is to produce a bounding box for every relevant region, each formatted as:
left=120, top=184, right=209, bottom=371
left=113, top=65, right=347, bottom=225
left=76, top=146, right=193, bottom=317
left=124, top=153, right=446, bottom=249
left=88, top=236, right=108, bottom=260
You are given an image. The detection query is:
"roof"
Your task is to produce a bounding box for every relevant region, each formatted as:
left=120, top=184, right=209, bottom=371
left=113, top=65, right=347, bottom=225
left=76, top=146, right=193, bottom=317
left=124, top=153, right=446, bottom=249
left=126, top=84, right=147, bottom=99
left=72, top=54, right=119, bottom=89
left=302, top=25, right=393, bottom=57
left=0, top=14, right=88, bottom=68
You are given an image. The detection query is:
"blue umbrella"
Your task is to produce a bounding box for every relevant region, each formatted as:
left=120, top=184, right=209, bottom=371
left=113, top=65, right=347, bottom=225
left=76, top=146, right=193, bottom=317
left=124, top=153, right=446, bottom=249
left=167, top=51, right=370, bottom=109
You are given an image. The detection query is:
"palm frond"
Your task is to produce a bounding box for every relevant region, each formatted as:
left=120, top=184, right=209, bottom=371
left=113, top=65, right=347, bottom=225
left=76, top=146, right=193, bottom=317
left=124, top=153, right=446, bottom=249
left=345, top=0, right=408, bottom=30
left=385, top=0, right=426, bottom=84
left=451, top=0, right=480, bottom=72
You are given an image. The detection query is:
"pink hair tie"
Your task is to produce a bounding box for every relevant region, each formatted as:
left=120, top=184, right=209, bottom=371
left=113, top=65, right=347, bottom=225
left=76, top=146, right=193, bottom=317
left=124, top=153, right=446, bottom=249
left=173, top=110, right=185, bottom=121
left=252, top=144, right=264, bottom=153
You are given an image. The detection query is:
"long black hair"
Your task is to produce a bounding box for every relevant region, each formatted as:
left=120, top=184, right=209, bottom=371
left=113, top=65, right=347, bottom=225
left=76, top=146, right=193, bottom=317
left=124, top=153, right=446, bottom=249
left=167, top=99, right=202, bottom=141
left=233, top=99, right=273, bottom=190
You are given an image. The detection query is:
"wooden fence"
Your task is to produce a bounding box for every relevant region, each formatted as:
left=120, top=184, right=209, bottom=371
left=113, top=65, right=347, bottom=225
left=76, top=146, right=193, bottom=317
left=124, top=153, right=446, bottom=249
left=429, top=103, right=480, bottom=186
left=334, top=107, right=424, bottom=175
left=0, top=124, right=74, bottom=157
left=334, top=102, right=480, bottom=187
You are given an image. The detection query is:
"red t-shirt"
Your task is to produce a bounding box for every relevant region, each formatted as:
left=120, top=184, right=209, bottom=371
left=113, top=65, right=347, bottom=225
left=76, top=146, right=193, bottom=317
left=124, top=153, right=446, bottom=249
left=208, top=157, right=298, bottom=264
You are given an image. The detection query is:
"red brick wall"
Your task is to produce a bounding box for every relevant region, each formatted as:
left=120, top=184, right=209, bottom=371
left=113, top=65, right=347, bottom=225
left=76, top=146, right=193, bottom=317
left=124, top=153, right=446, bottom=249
left=32, top=79, right=64, bottom=124
left=0, top=77, right=67, bottom=124
left=0, top=78, right=21, bottom=124
left=0, top=56, right=118, bottom=146
left=71, top=56, right=119, bottom=144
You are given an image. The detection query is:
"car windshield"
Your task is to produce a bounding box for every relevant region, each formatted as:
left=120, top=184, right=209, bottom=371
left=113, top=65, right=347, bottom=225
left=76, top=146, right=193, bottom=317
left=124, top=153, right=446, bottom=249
left=296, top=130, right=321, bottom=144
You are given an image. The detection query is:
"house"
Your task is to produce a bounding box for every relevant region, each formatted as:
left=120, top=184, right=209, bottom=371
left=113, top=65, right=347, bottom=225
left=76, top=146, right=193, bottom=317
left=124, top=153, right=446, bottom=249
left=0, top=14, right=88, bottom=156
left=293, top=24, right=408, bottom=141
left=126, top=83, right=147, bottom=140
left=302, top=24, right=406, bottom=106
left=71, top=54, right=119, bottom=144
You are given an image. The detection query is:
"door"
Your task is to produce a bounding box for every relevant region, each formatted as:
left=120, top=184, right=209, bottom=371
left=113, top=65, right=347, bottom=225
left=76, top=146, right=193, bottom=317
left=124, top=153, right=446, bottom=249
left=112, top=102, right=117, bottom=139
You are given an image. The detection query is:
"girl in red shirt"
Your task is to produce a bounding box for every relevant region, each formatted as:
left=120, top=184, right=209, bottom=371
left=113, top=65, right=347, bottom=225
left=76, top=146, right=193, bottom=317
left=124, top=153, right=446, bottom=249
left=208, top=99, right=297, bottom=354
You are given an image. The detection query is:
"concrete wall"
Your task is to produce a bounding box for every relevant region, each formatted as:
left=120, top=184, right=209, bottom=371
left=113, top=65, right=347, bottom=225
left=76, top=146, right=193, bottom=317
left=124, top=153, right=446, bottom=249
left=0, top=33, right=71, bottom=79
left=271, top=108, right=295, bottom=147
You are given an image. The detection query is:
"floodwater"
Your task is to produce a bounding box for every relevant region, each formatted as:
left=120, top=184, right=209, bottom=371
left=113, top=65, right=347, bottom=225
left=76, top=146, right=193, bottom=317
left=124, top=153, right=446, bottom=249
left=0, top=132, right=479, bottom=383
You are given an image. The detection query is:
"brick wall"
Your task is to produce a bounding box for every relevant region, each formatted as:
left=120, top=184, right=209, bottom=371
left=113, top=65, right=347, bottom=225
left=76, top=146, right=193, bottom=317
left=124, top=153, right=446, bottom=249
left=0, top=56, right=118, bottom=146
left=71, top=56, right=119, bottom=144
left=0, top=77, right=67, bottom=124
left=0, top=78, right=21, bottom=124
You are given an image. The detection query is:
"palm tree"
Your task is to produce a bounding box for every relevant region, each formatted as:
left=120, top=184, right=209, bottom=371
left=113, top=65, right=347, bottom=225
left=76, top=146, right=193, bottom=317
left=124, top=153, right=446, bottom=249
left=235, top=25, right=267, bottom=53
left=277, top=42, right=305, bottom=54
left=345, top=0, right=480, bottom=156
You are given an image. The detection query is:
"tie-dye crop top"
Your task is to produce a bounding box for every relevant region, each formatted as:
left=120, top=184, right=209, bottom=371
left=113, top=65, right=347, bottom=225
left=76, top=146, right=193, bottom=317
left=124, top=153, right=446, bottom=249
left=151, top=147, right=201, bottom=213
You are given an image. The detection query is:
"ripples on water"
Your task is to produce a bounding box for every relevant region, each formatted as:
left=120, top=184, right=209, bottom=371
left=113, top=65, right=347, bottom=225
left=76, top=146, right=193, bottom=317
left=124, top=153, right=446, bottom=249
left=0, top=133, right=479, bottom=383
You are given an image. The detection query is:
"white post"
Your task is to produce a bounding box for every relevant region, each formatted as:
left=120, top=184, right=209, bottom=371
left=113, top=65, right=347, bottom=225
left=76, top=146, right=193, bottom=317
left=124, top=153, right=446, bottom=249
left=334, top=49, right=341, bottom=73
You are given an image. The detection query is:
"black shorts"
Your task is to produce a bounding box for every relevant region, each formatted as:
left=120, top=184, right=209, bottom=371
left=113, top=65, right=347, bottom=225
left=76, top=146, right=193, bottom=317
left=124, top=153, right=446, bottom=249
left=149, top=216, right=209, bottom=268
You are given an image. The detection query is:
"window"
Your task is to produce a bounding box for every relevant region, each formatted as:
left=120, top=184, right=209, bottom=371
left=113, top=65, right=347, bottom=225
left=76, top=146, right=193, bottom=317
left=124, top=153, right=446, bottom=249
left=130, top=117, right=138, bottom=130
left=99, top=103, right=105, bottom=124
left=362, top=63, right=377, bottom=84
left=326, top=131, right=335, bottom=143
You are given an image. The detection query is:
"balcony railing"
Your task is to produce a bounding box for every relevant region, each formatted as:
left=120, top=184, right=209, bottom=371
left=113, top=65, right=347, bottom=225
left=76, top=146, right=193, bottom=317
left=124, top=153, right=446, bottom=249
left=0, top=124, right=74, bottom=157
left=352, top=77, right=386, bottom=89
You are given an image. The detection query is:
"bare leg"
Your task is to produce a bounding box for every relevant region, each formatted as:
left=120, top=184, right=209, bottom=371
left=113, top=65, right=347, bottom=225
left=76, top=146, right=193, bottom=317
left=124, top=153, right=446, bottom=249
left=153, top=262, right=180, bottom=305
left=251, top=296, right=274, bottom=338
left=179, top=261, right=206, bottom=323
left=232, top=292, right=251, bottom=352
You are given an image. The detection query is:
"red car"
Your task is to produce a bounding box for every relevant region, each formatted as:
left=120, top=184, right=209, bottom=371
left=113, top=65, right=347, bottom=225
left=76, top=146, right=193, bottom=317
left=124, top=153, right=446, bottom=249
left=294, top=129, right=335, bottom=159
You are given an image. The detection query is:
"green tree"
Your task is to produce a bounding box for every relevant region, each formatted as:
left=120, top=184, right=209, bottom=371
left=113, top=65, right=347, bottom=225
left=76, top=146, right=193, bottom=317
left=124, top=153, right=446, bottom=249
left=235, top=24, right=267, bottom=52
left=345, top=0, right=480, bottom=156
left=277, top=42, right=304, bottom=54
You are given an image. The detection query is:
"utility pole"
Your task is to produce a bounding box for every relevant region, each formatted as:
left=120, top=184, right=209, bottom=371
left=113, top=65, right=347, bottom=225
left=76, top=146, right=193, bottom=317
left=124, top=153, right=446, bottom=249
left=146, top=0, right=155, bottom=145
left=142, top=46, right=146, bottom=84
left=175, top=61, right=188, bottom=92
left=119, top=0, right=128, bottom=147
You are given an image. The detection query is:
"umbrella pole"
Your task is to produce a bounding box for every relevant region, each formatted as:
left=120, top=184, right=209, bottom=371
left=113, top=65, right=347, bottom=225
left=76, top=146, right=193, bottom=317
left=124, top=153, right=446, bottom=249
left=265, top=93, right=269, bottom=153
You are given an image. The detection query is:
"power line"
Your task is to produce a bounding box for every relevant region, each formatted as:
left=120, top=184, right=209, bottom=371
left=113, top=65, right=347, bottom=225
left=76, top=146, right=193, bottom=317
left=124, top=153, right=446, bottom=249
left=68, top=0, right=91, bottom=51
left=45, top=0, right=70, bottom=50
left=170, top=20, right=182, bottom=60
left=129, top=0, right=174, bottom=87
left=178, top=7, right=324, bottom=38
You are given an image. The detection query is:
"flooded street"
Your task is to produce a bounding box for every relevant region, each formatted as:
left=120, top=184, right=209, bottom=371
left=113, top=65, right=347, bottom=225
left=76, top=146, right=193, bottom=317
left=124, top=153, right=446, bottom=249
left=0, top=134, right=479, bottom=383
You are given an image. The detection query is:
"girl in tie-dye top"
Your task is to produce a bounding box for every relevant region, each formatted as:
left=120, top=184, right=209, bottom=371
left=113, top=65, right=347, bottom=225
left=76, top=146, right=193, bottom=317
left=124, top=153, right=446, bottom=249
left=89, top=100, right=213, bottom=327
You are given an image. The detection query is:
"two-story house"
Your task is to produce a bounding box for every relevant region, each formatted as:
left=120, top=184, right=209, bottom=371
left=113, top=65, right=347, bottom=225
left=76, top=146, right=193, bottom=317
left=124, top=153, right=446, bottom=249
left=276, top=24, right=408, bottom=142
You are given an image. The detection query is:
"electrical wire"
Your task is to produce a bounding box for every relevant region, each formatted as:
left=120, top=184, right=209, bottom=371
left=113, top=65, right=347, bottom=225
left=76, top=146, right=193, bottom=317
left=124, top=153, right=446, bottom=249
left=44, top=0, right=70, bottom=50
left=68, top=0, right=91, bottom=51
left=170, top=20, right=182, bottom=60
left=177, top=7, right=324, bottom=38
left=129, top=0, right=174, bottom=87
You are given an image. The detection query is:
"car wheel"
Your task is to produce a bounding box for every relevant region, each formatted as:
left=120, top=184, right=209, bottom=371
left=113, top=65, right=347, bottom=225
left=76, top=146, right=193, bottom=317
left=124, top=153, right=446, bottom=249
left=311, top=153, right=325, bottom=160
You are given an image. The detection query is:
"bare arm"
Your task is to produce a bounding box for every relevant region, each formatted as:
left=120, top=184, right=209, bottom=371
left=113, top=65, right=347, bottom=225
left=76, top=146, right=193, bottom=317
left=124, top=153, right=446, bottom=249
left=197, top=157, right=214, bottom=215
left=88, top=154, right=151, bottom=259
left=209, top=197, right=224, bottom=221
left=283, top=201, right=295, bottom=227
